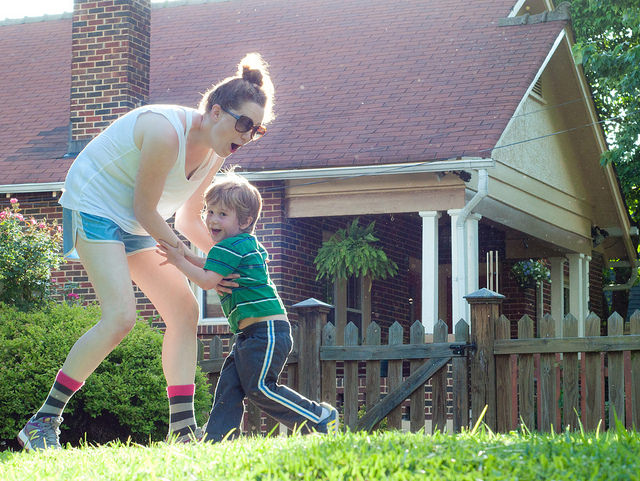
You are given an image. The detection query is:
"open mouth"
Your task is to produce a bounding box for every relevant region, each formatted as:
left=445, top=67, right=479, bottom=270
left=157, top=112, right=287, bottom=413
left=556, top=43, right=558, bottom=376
left=211, top=228, right=222, bottom=236
left=230, top=143, right=240, bottom=153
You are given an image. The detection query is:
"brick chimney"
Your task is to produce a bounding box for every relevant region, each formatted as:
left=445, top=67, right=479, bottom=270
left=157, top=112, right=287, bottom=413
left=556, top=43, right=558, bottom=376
left=68, top=0, right=150, bottom=154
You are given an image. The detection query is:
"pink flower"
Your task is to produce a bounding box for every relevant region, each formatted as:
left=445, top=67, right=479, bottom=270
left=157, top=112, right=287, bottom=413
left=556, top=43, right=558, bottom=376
left=57, top=225, right=62, bottom=232
left=15, top=214, right=24, bottom=221
left=9, top=198, right=18, bottom=204
left=67, top=293, right=80, bottom=300
left=30, top=218, right=37, bottom=225
left=38, top=223, right=45, bottom=228
left=0, top=212, right=5, bottom=220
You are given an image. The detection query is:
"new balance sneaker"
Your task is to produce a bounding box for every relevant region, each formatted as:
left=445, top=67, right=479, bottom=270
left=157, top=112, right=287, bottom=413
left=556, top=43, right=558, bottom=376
left=17, top=416, right=63, bottom=451
left=165, top=426, right=204, bottom=444
left=315, top=403, right=339, bottom=435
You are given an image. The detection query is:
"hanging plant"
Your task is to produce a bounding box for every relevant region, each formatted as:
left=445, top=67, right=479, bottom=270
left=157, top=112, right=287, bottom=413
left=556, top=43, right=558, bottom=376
left=510, top=259, right=550, bottom=288
left=314, top=218, right=398, bottom=281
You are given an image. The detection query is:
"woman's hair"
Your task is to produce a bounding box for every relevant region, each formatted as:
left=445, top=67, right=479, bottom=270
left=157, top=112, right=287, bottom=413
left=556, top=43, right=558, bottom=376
left=199, top=53, right=275, bottom=124
left=204, top=168, right=262, bottom=234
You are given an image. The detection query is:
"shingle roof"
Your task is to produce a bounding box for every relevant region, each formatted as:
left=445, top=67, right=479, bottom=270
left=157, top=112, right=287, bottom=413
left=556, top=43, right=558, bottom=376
left=0, top=0, right=566, bottom=185
left=0, top=17, right=72, bottom=184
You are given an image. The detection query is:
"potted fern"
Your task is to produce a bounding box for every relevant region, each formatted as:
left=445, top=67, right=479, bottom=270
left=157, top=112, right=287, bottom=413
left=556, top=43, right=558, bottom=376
left=314, top=218, right=398, bottom=282
left=314, top=218, right=398, bottom=340
left=511, top=259, right=550, bottom=288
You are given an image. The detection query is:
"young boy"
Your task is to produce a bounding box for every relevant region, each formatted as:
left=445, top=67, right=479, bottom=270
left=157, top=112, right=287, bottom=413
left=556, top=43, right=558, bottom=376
left=157, top=171, right=338, bottom=442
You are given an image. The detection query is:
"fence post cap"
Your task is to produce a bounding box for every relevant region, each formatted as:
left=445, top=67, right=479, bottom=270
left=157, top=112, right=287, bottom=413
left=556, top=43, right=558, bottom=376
left=292, top=298, right=334, bottom=309
left=464, top=288, right=505, bottom=303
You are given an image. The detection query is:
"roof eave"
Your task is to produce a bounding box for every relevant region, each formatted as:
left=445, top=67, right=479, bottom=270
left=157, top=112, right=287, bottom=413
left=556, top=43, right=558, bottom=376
left=238, top=158, right=495, bottom=181
left=0, top=182, right=64, bottom=195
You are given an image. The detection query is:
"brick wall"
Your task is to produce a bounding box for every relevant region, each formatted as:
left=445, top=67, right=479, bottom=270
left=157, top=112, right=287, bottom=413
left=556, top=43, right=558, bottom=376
left=276, top=213, right=421, bottom=342
left=1, top=192, right=605, bottom=344
left=70, top=0, right=150, bottom=147
left=0, top=192, right=155, bottom=310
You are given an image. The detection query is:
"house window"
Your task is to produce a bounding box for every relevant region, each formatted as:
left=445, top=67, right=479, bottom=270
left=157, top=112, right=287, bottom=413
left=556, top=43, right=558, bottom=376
left=324, top=275, right=365, bottom=340
left=202, top=289, right=224, bottom=320
left=192, top=248, right=227, bottom=325
left=346, top=275, right=363, bottom=331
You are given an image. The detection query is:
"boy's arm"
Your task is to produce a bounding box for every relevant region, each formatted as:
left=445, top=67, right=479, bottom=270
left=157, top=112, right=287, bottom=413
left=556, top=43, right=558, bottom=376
left=184, top=249, right=206, bottom=268
left=172, top=255, right=223, bottom=291
left=157, top=240, right=223, bottom=290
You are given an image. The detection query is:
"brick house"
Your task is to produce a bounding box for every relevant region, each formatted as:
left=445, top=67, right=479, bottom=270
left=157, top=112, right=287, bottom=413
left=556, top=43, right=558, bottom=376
left=0, top=0, right=636, bottom=344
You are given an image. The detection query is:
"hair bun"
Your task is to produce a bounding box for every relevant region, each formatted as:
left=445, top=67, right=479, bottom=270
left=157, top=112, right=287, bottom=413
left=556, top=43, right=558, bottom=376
left=242, top=65, right=263, bottom=87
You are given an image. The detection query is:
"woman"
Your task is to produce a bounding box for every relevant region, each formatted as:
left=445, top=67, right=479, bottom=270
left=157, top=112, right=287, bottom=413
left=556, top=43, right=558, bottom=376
left=18, top=53, right=275, bottom=450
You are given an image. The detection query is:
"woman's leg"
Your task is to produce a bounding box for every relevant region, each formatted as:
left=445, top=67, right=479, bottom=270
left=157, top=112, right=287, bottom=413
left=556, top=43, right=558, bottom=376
left=61, top=237, right=137, bottom=380
left=127, top=248, right=200, bottom=437
left=18, top=238, right=137, bottom=451
left=127, top=249, right=200, bottom=385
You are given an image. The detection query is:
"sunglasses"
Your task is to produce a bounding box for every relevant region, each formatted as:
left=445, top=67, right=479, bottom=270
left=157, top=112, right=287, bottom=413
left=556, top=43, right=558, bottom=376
left=221, top=107, right=266, bottom=139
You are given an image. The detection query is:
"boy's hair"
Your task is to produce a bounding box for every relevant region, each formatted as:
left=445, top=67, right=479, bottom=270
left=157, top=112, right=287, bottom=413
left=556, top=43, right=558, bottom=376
left=204, top=170, right=262, bottom=234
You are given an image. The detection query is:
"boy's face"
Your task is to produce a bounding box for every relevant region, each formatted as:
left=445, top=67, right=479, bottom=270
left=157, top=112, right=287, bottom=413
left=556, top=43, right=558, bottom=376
left=204, top=201, right=248, bottom=242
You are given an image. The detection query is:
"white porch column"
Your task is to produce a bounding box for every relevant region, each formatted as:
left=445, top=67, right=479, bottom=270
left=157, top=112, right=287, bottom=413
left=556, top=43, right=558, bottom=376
left=448, top=209, right=466, bottom=325
left=420, top=211, right=440, bottom=334
left=550, top=257, right=565, bottom=337
left=465, top=213, right=481, bottom=322
left=567, top=253, right=587, bottom=336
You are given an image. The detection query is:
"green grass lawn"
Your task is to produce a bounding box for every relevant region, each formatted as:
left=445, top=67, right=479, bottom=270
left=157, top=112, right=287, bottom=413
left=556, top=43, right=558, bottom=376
left=2, top=427, right=639, bottom=481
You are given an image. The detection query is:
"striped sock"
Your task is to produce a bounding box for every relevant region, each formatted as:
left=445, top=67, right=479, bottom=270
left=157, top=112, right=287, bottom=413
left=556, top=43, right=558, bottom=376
left=35, top=370, right=84, bottom=419
left=167, top=384, right=197, bottom=437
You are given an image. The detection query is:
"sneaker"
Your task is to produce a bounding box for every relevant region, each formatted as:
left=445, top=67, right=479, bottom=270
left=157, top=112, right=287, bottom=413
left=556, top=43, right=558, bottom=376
left=17, top=416, right=63, bottom=451
left=165, top=426, right=204, bottom=444
left=315, top=403, right=339, bottom=435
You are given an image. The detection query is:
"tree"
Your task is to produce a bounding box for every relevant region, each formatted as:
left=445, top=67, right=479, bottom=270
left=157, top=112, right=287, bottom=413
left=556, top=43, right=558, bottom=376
left=570, top=0, right=640, bottom=222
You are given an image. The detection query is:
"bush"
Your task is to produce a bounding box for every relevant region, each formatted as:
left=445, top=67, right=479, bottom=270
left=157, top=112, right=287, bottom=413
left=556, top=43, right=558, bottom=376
left=0, top=198, right=63, bottom=310
left=0, top=302, right=212, bottom=450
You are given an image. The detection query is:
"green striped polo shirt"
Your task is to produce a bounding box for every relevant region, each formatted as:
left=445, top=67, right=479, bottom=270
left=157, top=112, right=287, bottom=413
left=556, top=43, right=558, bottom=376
left=203, top=233, right=286, bottom=333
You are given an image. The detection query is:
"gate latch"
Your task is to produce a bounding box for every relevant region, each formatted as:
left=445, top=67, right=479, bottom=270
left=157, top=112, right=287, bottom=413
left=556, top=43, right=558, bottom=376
left=449, top=342, right=476, bottom=356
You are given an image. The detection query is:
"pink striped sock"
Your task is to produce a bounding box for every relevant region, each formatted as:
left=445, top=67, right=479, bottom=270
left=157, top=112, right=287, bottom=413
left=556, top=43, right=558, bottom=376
left=35, top=370, right=84, bottom=419
left=167, top=384, right=197, bottom=437
left=167, top=384, right=196, bottom=398
left=56, top=370, right=84, bottom=392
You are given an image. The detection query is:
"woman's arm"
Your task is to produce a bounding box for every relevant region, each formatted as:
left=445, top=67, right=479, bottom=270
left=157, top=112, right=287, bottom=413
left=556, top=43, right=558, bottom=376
left=132, top=113, right=185, bottom=249
left=174, top=154, right=239, bottom=294
left=174, top=154, right=226, bottom=253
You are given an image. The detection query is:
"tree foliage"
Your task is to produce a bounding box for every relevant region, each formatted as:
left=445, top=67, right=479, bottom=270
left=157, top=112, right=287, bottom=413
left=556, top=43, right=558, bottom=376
left=570, top=0, right=640, bottom=222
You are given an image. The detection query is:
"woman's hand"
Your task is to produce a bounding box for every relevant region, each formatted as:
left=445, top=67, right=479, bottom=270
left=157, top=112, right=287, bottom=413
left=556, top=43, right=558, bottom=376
left=215, top=274, right=240, bottom=296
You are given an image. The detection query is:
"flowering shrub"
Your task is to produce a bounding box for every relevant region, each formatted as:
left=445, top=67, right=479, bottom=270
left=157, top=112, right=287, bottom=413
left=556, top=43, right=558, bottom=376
left=0, top=198, right=63, bottom=310
left=511, top=259, right=551, bottom=288
left=58, top=280, right=84, bottom=305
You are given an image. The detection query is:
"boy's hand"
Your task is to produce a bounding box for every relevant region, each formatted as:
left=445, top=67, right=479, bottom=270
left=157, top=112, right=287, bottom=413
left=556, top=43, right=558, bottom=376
left=156, top=239, right=185, bottom=266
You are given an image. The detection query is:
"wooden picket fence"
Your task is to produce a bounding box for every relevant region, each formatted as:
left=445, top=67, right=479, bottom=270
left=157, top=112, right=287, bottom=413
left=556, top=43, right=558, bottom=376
left=197, top=290, right=640, bottom=435
left=493, top=311, right=640, bottom=432
left=197, top=313, right=470, bottom=435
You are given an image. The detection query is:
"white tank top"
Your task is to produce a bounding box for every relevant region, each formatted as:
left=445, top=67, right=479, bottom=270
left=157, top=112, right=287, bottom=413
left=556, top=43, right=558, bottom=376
left=59, top=105, right=215, bottom=235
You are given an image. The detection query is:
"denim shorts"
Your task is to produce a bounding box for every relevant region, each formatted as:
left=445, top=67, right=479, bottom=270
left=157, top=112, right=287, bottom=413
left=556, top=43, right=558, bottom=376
left=62, top=208, right=156, bottom=260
